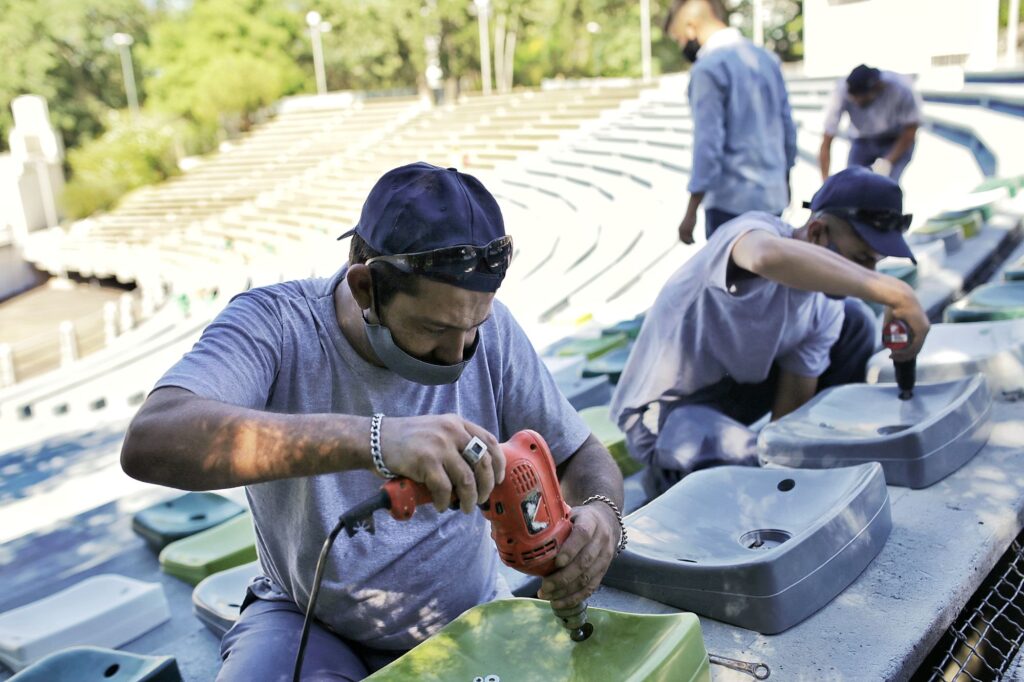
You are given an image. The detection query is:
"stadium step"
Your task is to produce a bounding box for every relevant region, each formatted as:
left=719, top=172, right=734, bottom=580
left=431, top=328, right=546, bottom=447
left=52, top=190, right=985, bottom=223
left=132, top=492, right=246, bottom=551
left=7, top=646, right=181, bottom=682
left=159, top=513, right=258, bottom=586
left=0, top=575, right=170, bottom=672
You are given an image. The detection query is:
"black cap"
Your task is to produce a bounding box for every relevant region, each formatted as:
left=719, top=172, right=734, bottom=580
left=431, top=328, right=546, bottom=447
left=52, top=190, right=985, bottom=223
left=846, top=64, right=881, bottom=95
left=805, top=167, right=916, bottom=263
left=339, top=162, right=507, bottom=290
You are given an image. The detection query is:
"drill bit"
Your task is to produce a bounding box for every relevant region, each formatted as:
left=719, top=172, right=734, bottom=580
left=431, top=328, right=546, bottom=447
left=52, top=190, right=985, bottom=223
left=552, top=601, right=594, bottom=642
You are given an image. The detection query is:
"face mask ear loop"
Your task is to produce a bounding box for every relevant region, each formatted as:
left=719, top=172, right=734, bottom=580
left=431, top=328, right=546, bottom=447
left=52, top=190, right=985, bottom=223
left=367, top=263, right=384, bottom=323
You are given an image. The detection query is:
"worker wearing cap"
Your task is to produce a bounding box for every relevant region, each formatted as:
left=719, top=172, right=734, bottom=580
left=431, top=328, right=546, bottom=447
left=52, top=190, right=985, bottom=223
left=121, top=163, right=626, bottom=680
left=820, top=64, right=923, bottom=183
left=611, top=167, right=930, bottom=496
left=664, top=0, right=797, bottom=243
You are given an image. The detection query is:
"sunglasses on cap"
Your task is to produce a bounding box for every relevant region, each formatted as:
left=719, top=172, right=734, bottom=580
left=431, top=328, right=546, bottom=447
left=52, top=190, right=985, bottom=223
left=365, top=235, right=513, bottom=279
left=803, top=203, right=913, bottom=233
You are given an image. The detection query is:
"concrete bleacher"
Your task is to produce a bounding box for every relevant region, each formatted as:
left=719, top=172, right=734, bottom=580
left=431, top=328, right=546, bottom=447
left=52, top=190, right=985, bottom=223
left=3, top=71, right=1024, bottom=680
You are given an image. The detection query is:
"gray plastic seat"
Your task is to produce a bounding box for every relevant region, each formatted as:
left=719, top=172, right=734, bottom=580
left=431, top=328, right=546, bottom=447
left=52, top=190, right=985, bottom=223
left=191, top=561, right=261, bottom=636
left=758, top=376, right=992, bottom=488
left=866, top=319, right=1024, bottom=400
left=603, top=463, right=891, bottom=634
left=8, top=646, right=181, bottom=681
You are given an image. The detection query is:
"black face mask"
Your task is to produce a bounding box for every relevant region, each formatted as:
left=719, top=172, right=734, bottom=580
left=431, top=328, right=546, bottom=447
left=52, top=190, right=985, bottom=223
left=681, top=39, right=701, bottom=63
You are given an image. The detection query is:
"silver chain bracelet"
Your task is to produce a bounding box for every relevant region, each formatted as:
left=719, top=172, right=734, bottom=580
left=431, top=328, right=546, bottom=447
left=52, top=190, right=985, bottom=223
left=370, top=413, right=396, bottom=479
left=582, top=494, right=628, bottom=555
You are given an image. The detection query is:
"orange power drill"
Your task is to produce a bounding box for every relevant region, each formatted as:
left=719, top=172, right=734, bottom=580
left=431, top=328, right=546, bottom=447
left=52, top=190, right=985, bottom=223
left=342, top=430, right=591, bottom=640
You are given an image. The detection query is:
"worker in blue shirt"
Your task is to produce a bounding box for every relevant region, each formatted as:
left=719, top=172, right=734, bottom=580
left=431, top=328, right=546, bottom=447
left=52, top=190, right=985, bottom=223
left=665, top=0, right=798, bottom=243
left=819, top=64, right=923, bottom=183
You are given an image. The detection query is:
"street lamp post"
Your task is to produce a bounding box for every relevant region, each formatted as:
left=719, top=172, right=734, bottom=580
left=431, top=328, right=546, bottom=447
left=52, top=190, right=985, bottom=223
left=306, top=11, right=332, bottom=95
left=111, top=33, right=139, bottom=118
left=473, top=0, right=492, bottom=95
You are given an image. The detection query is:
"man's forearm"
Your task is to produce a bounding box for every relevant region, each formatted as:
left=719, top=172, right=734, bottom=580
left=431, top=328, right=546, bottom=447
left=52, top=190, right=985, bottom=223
left=122, top=387, right=371, bottom=490
left=885, top=125, right=917, bottom=163
left=557, top=435, right=624, bottom=509
left=685, top=192, right=705, bottom=217
left=735, top=231, right=916, bottom=307
left=819, top=135, right=834, bottom=180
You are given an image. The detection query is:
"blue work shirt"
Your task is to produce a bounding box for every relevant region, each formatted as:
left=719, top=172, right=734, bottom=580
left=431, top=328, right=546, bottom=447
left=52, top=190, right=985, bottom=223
left=687, top=28, right=797, bottom=215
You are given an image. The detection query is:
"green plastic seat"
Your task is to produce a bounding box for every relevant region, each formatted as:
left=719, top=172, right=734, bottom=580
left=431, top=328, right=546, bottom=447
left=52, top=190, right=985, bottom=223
left=582, top=344, right=632, bottom=385
left=944, top=283, right=1024, bottom=323
left=159, top=513, right=257, bottom=585
left=917, top=210, right=982, bottom=239
left=602, top=313, right=646, bottom=340
left=132, top=492, right=246, bottom=551
left=973, top=175, right=1024, bottom=198
left=579, top=406, right=642, bottom=476
left=365, top=599, right=710, bottom=682
left=9, top=646, right=181, bottom=682
left=546, top=333, right=629, bottom=361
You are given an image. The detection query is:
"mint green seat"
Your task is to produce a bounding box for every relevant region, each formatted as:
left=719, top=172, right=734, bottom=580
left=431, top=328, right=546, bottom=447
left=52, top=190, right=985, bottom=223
left=579, top=406, right=642, bottom=476
left=582, top=344, right=632, bottom=384
left=973, top=175, right=1024, bottom=198
left=918, top=210, right=982, bottom=239
left=365, top=598, right=710, bottom=682
left=944, top=283, right=1024, bottom=323
left=9, top=646, right=181, bottom=682
left=192, top=561, right=261, bottom=636
left=132, top=492, right=245, bottom=551
left=159, top=513, right=257, bottom=585
left=546, top=333, right=629, bottom=360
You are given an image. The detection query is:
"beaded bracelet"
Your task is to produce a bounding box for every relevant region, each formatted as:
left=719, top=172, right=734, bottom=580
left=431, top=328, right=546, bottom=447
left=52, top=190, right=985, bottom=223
left=370, top=413, right=396, bottom=479
left=582, top=494, right=628, bottom=555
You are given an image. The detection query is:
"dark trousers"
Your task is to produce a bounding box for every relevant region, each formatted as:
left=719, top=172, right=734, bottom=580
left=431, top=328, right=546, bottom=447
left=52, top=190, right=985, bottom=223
left=645, top=297, right=877, bottom=497
left=848, top=136, right=915, bottom=183
left=704, top=208, right=740, bottom=240
left=216, top=590, right=404, bottom=681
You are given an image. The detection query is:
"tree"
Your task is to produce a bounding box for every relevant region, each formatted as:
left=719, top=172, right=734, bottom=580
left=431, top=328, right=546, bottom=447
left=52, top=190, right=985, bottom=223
left=0, top=0, right=152, bottom=152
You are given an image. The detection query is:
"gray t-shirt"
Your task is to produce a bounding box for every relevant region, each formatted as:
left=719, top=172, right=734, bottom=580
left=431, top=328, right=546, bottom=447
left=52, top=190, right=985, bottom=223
left=154, top=266, right=590, bottom=650
left=823, top=70, right=922, bottom=140
left=611, top=213, right=844, bottom=434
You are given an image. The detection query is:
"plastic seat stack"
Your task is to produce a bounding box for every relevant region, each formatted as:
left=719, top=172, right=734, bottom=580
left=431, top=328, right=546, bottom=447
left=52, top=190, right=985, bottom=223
left=132, top=492, right=246, bottom=551
left=159, top=513, right=258, bottom=585
left=191, top=561, right=262, bottom=636
left=8, top=646, right=181, bottom=682
left=0, top=575, right=171, bottom=672
left=603, top=463, right=891, bottom=634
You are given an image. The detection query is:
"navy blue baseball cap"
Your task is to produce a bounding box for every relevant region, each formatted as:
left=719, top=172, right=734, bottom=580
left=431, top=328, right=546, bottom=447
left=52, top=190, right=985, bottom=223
left=847, top=64, right=881, bottom=95
left=339, top=162, right=509, bottom=292
left=804, top=166, right=916, bottom=263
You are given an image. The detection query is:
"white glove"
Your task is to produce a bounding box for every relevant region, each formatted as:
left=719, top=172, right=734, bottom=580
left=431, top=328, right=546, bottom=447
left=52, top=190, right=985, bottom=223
left=871, top=158, right=893, bottom=177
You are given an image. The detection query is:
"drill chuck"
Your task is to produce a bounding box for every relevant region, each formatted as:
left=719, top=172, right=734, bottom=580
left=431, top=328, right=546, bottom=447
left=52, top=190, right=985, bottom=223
left=894, top=359, right=916, bottom=401
left=552, top=601, right=594, bottom=642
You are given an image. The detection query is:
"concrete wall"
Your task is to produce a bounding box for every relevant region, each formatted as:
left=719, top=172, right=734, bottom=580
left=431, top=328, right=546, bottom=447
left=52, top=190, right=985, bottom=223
left=803, top=0, right=1000, bottom=77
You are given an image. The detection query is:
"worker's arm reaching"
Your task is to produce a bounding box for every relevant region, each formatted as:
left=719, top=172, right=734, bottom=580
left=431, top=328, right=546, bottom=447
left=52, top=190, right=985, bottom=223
left=121, top=387, right=505, bottom=515
left=818, top=134, right=834, bottom=181
left=884, top=124, right=918, bottom=166
left=730, top=228, right=929, bottom=360
left=678, top=192, right=705, bottom=244
left=538, top=434, right=625, bottom=612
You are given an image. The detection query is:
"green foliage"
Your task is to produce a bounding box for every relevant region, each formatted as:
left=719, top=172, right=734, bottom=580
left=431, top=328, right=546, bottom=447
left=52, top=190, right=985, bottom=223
left=1000, top=0, right=1024, bottom=26
left=140, top=0, right=306, bottom=130
left=62, top=113, right=181, bottom=218
left=0, top=0, right=150, bottom=152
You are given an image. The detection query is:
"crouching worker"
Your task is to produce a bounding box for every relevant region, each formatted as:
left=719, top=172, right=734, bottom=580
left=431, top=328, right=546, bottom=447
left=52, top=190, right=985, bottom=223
left=121, top=162, right=625, bottom=681
left=611, top=167, right=929, bottom=497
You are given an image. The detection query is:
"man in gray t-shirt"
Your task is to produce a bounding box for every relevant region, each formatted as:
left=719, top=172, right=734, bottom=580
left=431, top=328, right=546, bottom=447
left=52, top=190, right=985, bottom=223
left=819, top=64, right=923, bottom=183
left=612, top=167, right=930, bottom=496
left=121, top=163, right=625, bottom=681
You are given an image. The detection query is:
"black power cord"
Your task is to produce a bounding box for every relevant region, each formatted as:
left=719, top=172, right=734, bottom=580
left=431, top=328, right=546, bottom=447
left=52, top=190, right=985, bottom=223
left=292, top=491, right=389, bottom=682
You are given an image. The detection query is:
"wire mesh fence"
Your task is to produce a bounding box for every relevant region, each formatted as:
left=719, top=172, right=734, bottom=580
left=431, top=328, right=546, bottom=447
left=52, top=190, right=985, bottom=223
left=914, top=532, right=1024, bottom=681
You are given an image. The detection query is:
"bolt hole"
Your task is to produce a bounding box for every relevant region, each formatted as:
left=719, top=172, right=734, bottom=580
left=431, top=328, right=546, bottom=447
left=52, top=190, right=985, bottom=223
left=777, top=479, right=795, bottom=492
left=190, top=513, right=207, bottom=521
left=878, top=424, right=912, bottom=435
left=228, top=602, right=240, bottom=608
left=104, top=663, right=120, bottom=678
left=529, top=443, right=537, bottom=451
